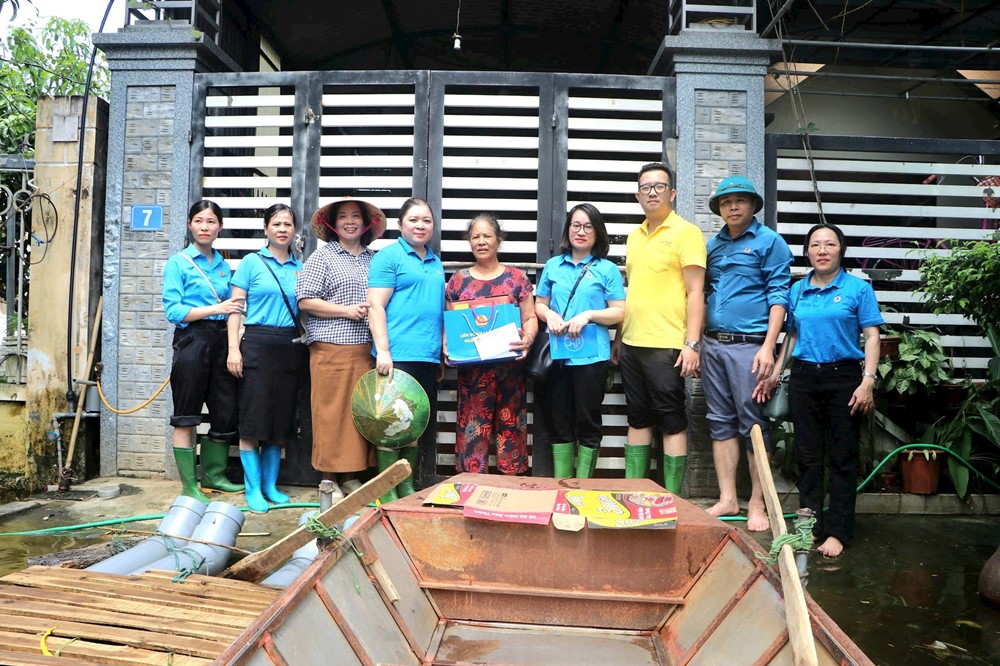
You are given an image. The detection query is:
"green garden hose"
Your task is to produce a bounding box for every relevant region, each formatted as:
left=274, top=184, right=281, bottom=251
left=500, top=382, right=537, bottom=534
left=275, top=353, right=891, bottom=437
left=718, top=442, right=1000, bottom=522
left=0, top=502, right=322, bottom=537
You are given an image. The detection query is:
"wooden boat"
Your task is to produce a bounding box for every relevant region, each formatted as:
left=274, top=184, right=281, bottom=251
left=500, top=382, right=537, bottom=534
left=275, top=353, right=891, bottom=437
left=219, top=474, right=873, bottom=666
left=0, top=471, right=872, bottom=665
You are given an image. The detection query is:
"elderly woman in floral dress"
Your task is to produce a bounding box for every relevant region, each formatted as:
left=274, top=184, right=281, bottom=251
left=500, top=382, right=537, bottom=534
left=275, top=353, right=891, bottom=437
left=445, top=213, right=537, bottom=474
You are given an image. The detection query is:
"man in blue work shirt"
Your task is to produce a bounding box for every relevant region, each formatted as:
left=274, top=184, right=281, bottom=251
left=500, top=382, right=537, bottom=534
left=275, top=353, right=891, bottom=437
left=702, top=176, right=792, bottom=531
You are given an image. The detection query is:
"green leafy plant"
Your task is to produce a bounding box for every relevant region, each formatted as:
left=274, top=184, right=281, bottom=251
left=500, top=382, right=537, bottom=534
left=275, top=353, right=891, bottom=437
left=919, top=238, right=1000, bottom=336
left=924, top=385, right=1000, bottom=499
left=878, top=329, right=951, bottom=396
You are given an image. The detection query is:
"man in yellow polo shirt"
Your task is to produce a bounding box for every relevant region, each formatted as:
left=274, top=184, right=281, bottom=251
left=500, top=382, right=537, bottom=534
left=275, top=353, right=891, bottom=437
left=611, top=162, right=706, bottom=494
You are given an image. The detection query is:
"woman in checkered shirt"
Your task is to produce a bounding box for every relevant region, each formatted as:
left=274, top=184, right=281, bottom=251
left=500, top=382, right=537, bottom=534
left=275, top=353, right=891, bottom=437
left=295, top=197, right=387, bottom=501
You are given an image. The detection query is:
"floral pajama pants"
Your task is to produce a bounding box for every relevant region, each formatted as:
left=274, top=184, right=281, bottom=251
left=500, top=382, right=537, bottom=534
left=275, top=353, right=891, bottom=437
left=455, top=363, right=528, bottom=474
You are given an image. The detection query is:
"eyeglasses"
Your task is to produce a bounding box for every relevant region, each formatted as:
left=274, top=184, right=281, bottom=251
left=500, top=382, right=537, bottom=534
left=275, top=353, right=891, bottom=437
left=639, top=182, right=671, bottom=195
left=808, top=242, right=841, bottom=251
left=570, top=223, right=595, bottom=234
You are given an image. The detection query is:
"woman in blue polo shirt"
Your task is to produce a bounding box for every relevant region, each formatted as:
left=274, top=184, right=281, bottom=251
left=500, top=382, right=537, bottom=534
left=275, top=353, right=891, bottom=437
left=535, top=203, right=626, bottom=478
left=162, top=200, right=246, bottom=504
left=368, top=197, right=446, bottom=496
left=756, top=223, right=882, bottom=558
left=226, top=203, right=306, bottom=513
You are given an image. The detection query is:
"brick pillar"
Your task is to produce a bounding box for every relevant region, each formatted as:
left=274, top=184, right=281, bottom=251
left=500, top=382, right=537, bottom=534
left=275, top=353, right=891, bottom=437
left=651, top=31, right=779, bottom=497
left=94, top=25, right=237, bottom=478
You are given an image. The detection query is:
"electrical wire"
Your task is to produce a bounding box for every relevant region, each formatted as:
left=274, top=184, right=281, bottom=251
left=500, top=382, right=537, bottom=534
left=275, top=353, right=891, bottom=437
left=65, top=0, right=115, bottom=405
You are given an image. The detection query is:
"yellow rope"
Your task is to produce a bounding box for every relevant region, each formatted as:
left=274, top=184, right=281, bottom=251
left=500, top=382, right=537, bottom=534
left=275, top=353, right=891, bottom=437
left=96, top=375, right=171, bottom=415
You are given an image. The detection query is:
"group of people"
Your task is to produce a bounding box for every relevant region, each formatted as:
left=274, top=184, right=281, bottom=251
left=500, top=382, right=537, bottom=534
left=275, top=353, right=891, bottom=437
left=163, top=161, right=882, bottom=558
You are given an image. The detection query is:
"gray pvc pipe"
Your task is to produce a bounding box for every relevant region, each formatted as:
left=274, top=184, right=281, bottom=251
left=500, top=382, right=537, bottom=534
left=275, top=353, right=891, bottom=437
left=261, top=511, right=319, bottom=588
left=132, top=500, right=245, bottom=576
left=86, top=495, right=207, bottom=574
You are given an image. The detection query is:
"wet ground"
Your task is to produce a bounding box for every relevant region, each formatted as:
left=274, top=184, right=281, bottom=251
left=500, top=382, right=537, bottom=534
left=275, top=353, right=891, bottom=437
left=745, top=514, right=1000, bottom=665
left=0, top=479, right=998, bottom=665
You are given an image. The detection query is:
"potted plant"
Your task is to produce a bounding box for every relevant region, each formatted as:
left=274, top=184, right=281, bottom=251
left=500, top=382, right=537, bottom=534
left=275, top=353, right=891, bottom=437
left=877, top=329, right=951, bottom=397
left=919, top=239, right=1000, bottom=498
left=900, top=448, right=940, bottom=494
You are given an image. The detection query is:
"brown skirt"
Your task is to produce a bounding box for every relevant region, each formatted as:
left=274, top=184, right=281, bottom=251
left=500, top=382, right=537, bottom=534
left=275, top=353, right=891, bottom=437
left=309, top=342, right=376, bottom=473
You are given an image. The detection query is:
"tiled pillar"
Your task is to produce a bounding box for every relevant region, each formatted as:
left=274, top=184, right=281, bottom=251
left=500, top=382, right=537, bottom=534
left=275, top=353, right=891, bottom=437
left=94, top=25, right=236, bottom=478
left=652, top=31, right=779, bottom=496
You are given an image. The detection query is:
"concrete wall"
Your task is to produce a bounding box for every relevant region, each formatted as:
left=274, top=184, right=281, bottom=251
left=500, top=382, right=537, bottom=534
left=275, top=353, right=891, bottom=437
left=14, top=96, right=107, bottom=497
left=765, top=67, right=999, bottom=140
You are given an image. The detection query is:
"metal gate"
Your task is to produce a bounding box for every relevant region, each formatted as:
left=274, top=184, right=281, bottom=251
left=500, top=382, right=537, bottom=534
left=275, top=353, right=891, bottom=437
left=190, top=70, right=675, bottom=482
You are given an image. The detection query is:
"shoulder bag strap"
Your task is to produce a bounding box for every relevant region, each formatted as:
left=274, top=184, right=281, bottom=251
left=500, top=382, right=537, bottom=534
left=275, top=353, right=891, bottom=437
left=559, top=258, right=597, bottom=318
left=256, top=252, right=304, bottom=334
left=776, top=279, right=805, bottom=374
left=180, top=252, right=222, bottom=303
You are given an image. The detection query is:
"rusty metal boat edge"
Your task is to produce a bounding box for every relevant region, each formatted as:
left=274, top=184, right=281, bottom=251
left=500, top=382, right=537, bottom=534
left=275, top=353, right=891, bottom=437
left=217, top=474, right=875, bottom=666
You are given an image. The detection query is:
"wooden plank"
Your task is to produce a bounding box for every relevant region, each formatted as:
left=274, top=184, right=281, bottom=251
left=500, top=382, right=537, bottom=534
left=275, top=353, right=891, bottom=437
left=0, top=569, right=271, bottom=618
left=0, top=613, right=228, bottom=659
left=222, top=460, right=410, bottom=582
left=0, top=648, right=93, bottom=665
left=0, top=584, right=249, bottom=631
left=137, top=570, right=279, bottom=604
left=0, top=598, right=242, bottom=642
left=0, top=632, right=210, bottom=666
left=751, top=424, right=818, bottom=666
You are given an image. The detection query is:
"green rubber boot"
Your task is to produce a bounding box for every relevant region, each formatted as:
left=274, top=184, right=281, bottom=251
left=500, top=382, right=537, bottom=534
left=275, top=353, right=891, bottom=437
left=624, top=444, right=651, bottom=479
left=199, top=437, right=244, bottom=493
left=172, top=447, right=210, bottom=505
left=663, top=454, right=687, bottom=495
left=376, top=447, right=400, bottom=504
left=552, top=442, right=575, bottom=479
left=397, top=445, right=419, bottom=497
left=575, top=446, right=599, bottom=479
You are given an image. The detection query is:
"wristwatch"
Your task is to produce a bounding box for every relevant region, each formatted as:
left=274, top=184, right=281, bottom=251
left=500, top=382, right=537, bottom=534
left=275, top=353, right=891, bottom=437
left=684, top=340, right=702, bottom=353
left=862, top=371, right=878, bottom=380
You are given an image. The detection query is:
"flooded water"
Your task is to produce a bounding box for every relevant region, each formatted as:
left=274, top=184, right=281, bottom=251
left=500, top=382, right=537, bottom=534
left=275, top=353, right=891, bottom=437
left=1, top=506, right=999, bottom=664
left=799, top=515, right=1000, bottom=665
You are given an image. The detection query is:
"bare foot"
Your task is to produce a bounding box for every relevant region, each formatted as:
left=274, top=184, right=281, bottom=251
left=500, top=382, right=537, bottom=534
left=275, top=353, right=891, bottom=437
left=706, top=499, right=741, bottom=518
left=817, top=537, right=844, bottom=558
left=746, top=501, right=770, bottom=532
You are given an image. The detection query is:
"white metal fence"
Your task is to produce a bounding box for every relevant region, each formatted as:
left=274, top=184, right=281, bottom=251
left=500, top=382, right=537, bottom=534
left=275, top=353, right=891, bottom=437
left=766, top=134, right=1000, bottom=378
left=191, top=70, right=672, bottom=477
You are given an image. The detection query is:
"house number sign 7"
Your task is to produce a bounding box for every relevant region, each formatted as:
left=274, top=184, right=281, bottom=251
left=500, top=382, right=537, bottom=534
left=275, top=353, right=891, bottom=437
left=130, top=205, right=164, bottom=231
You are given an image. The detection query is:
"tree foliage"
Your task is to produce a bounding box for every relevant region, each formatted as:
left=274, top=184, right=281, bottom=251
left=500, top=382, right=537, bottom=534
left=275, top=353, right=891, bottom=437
left=0, top=15, right=110, bottom=156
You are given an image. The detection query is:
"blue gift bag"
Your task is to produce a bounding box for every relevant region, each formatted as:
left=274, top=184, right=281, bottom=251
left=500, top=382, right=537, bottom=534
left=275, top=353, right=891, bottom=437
left=444, top=301, right=522, bottom=364
left=549, top=324, right=600, bottom=361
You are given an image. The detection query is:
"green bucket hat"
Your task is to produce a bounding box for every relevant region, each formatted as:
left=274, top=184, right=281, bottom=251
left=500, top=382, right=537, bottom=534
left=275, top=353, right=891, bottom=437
left=709, top=176, right=764, bottom=216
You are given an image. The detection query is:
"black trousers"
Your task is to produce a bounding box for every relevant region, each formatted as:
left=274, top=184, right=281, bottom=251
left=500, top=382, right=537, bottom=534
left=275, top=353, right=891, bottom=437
left=169, top=321, right=238, bottom=441
left=544, top=360, right=609, bottom=450
left=790, top=361, right=863, bottom=546
left=394, top=361, right=439, bottom=488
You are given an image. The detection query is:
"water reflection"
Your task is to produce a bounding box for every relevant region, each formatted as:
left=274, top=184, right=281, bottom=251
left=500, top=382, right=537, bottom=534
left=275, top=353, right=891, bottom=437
left=804, top=516, right=1000, bottom=665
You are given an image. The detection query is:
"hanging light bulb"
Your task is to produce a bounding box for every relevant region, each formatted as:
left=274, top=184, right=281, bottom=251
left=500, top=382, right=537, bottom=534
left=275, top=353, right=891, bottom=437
left=452, top=0, right=462, bottom=51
